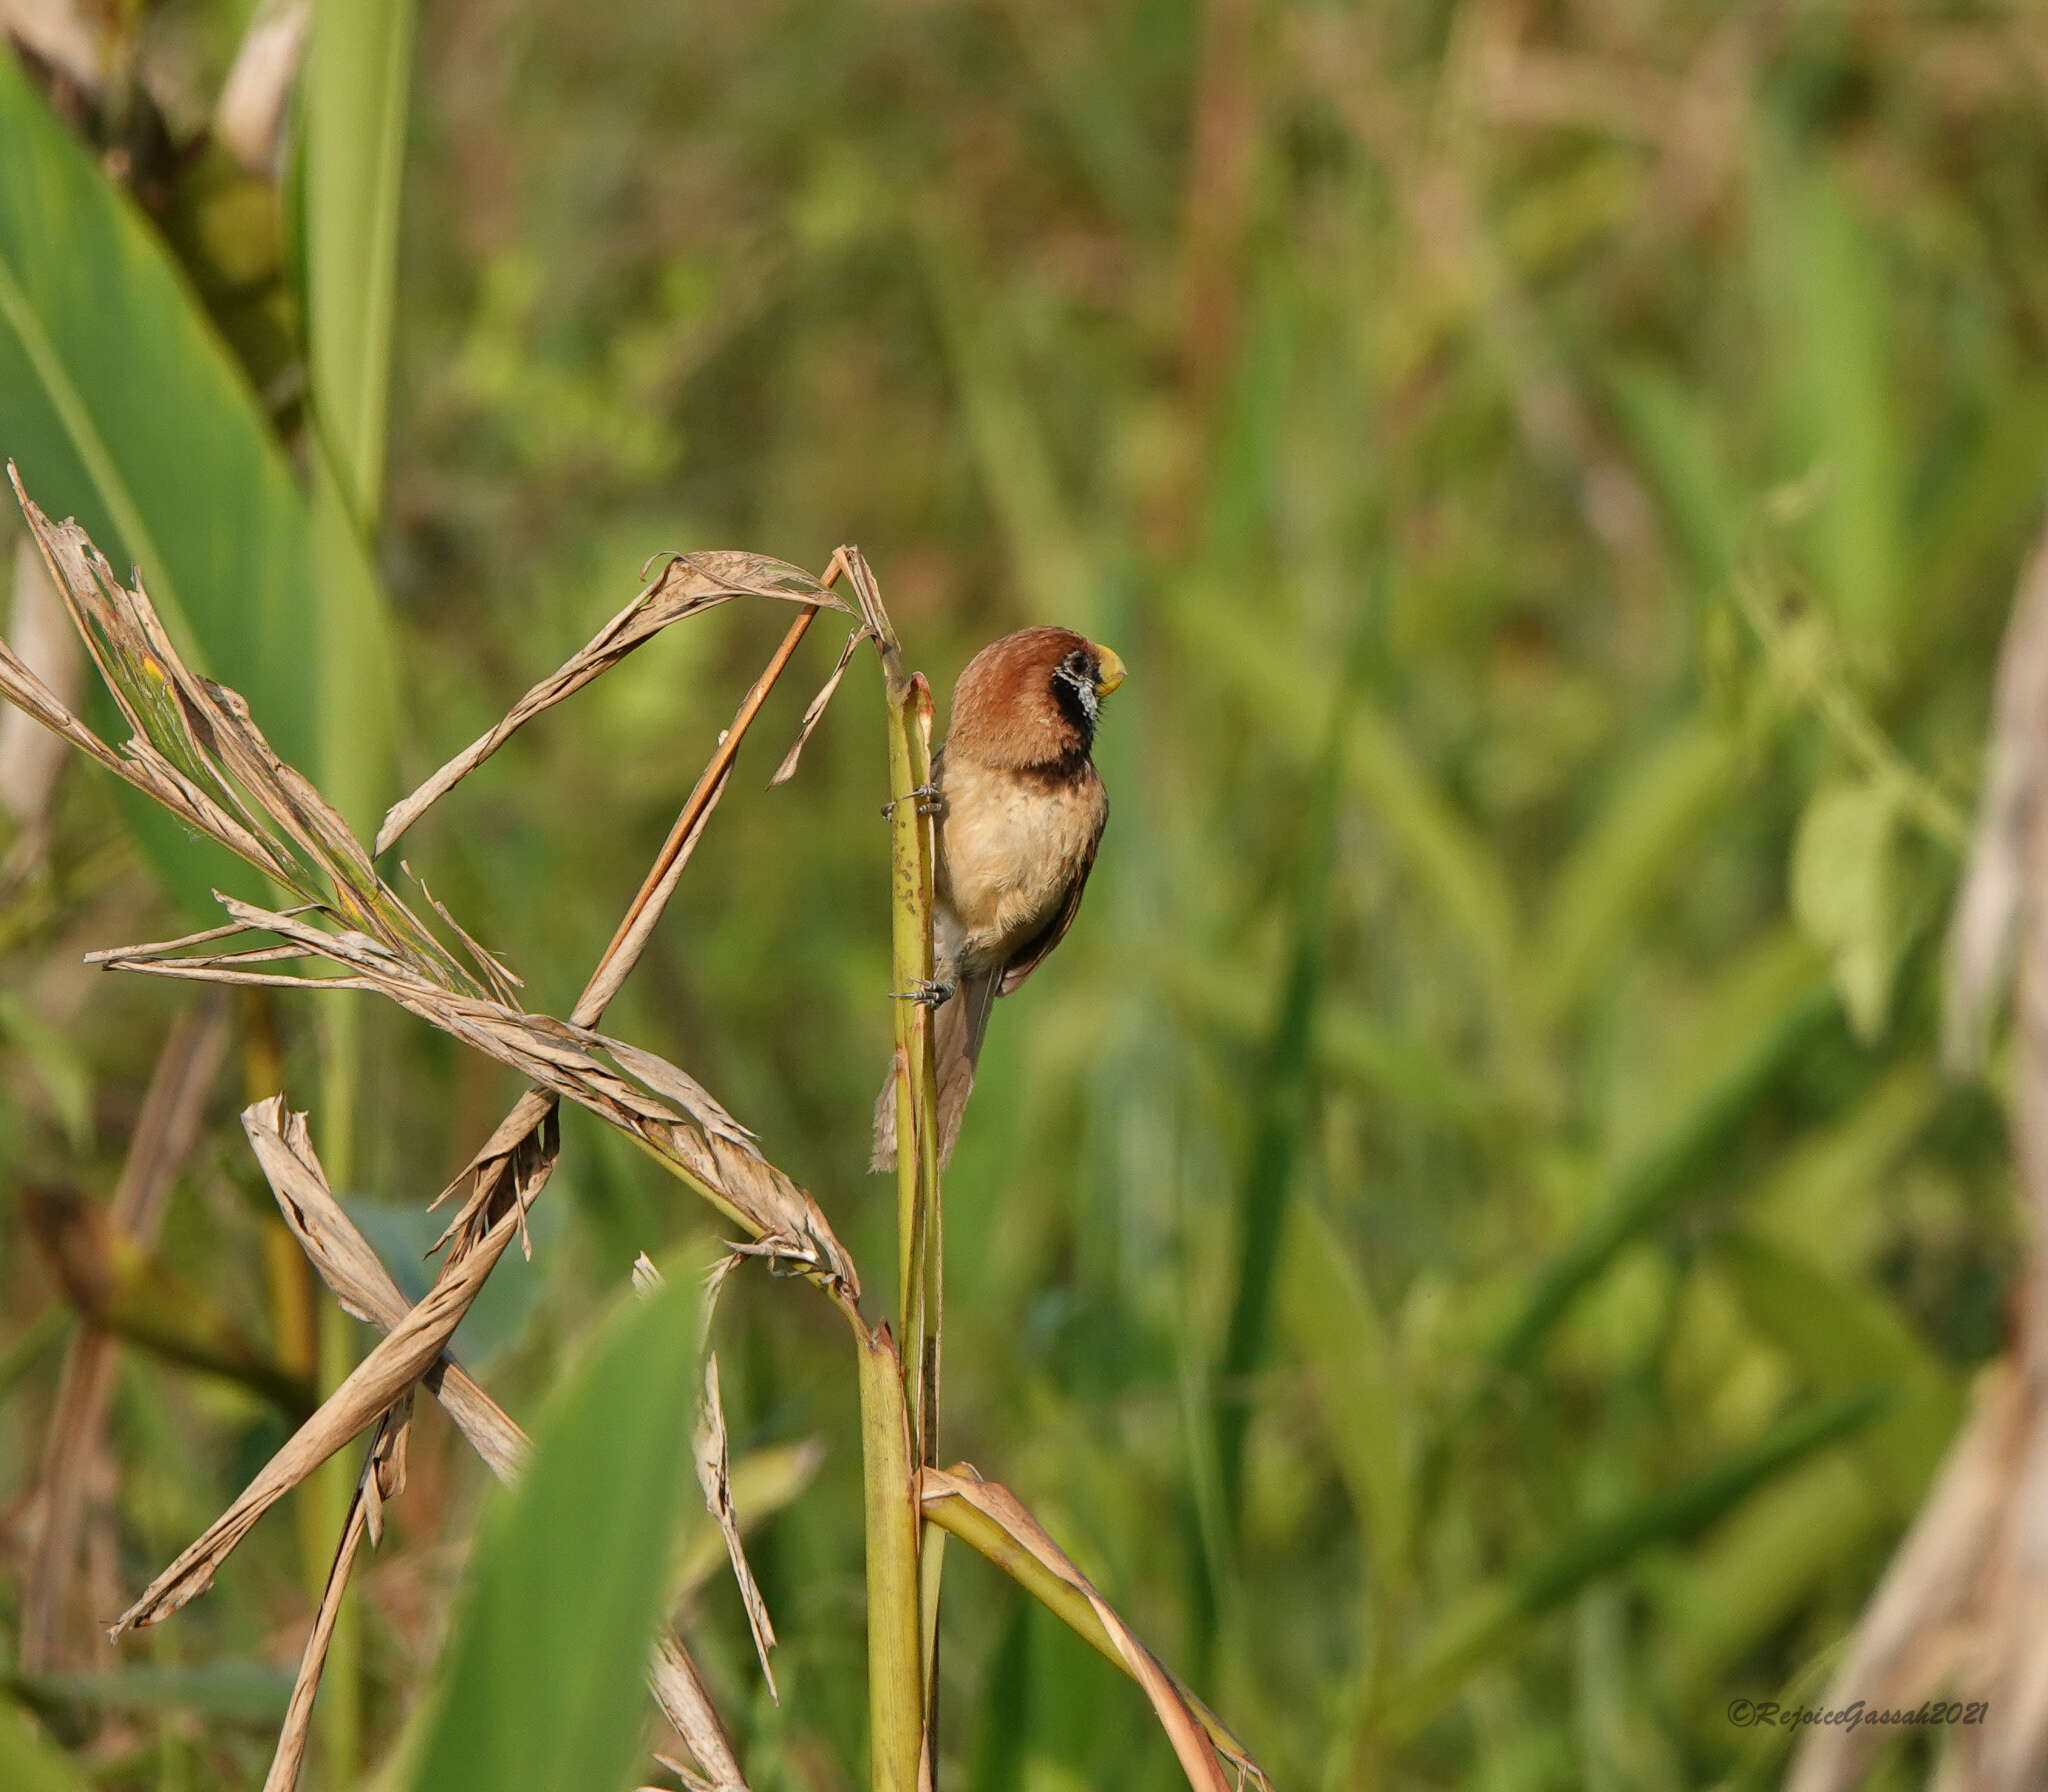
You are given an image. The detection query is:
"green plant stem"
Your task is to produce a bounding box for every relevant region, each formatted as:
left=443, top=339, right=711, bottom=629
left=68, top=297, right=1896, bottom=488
left=882, top=667, right=942, bottom=1458
left=865, top=553, right=945, bottom=1783
left=856, top=1320, right=924, bottom=1792
left=313, top=1007, right=362, bottom=1785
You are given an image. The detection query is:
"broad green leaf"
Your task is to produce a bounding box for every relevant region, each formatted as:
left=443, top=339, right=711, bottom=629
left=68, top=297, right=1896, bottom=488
left=303, top=0, right=408, bottom=840
left=0, top=52, right=313, bottom=782
left=306, top=0, right=414, bottom=524
left=406, top=1269, right=702, bottom=1792
left=1790, top=776, right=1905, bottom=1043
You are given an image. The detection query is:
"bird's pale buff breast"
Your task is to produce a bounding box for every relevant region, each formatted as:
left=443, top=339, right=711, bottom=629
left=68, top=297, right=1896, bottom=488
left=935, top=752, right=1105, bottom=970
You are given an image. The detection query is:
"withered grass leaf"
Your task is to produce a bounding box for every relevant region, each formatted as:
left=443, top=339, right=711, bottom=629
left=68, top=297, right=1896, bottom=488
left=375, top=550, right=851, bottom=853
left=696, top=1353, right=779, bottom=1696
left=920, top=1466, right=1265, bottom=1792
left=7, top=475, right=484, bottom=997
left=110, top=1176, right=541, bottom=1637
left=246, top=1097, right=528, bottom=1480
left=96, top=895, right=854, bottom=1291
left=248, top=1101, right=750, bottom=1792
left=634, top=1257, right=785, bottom=1708
left=1946, top=521, right=2048, bottom=1071
left=769, top=625, right=868, bottom=788
left=261, top=1404, right=410, bottom=1792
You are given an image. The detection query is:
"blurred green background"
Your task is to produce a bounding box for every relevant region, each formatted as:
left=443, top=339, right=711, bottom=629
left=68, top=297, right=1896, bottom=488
left=3, top=1, right=2047, bottom=1787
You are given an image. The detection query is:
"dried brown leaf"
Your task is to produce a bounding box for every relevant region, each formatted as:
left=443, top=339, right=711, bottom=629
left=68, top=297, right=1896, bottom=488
left=921, top=1466, right=1264, bottom=1792
left=1947, top=517, right=2048, bottom=1071
left=7, top=475, right=482, bottom=993
left=96, top=893, right=854, bottom=1291
left=696, top=1353, right=779, bottom=1696
left=109, top=1154, right=545, bottom=1636
left=374, top=551, right=849, bottom=853
left=249, top=1104, right=749, bottom=1790
left=769, top=625, right=868, bottom=788
left=261, top=1401, right=410, bottom=1792
left=245, top=1097, right=529, bottom=1480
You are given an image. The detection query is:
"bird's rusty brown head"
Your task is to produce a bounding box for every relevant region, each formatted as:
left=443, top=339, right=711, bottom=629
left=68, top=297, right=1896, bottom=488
left=944, top=626, right=1126, bottom=770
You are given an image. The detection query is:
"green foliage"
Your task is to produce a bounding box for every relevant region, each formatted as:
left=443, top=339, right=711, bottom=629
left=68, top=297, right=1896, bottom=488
left=406, top=1270, right=702, bottom=1792
left=1, top=3, right=2043, bottom=1789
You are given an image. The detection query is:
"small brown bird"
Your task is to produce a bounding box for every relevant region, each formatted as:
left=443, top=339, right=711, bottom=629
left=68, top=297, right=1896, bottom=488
left=872, top=626, right=1126, bottom=1170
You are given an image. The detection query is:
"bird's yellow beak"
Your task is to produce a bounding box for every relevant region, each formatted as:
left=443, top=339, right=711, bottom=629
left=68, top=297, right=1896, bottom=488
left=1093, top=645, right=1127, bottom=696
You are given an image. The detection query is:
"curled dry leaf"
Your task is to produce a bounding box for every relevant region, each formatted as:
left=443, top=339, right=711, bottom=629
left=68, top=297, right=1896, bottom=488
left=0, top=478, right=823, bottom=1792
left=92, top=893, right=854, bottom=1291
left=769, top=625, right=869, bottom=787
left=920, top=1466, right=1266, bottom=1792
left=374, top=549, right=850, bottom=853
left=108, top=1168, right=544, bottom=1637
left=5, top=471, right=485, bottom=995
left=262, top=1401, right=411, bottom=1792
left=696, top=1354, right=780, bottom=1696
left=3, top=477, right=855, bottom=1296
left=246, top=1096, right=527, bottom=1480
left=632, top=1254, right=783, bottom=1698
left=246, top=1099, right=750, bottom=1792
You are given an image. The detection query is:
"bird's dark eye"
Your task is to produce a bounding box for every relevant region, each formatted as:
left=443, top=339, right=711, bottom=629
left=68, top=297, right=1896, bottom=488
left=1062, top=650, right=1088, bottom=675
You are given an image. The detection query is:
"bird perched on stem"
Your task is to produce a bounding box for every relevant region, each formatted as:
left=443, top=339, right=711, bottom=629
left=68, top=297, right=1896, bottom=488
left=873, top=626, right=1126, bottom=1170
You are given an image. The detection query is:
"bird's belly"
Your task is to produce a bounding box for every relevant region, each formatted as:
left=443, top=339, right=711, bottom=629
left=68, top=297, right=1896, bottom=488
left=937, top=761, right=1099, bottom=968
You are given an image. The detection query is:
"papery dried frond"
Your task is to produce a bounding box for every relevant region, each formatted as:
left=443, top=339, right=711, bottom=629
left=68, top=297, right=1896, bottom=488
left=375, top=550, right=851, bottom=853
left=921, top=1466, right=1266, bottom=1792
left=96, top=898, right=856, bottom=1293
left=7, top=473, right=487, bottom=996
left=246, top=1100, right=750, bottom=1792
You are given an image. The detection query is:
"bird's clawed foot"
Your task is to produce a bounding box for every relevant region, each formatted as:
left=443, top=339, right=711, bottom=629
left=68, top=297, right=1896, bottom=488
left=881, top=783, right=941, bottom=819
left=890, top=978, right=954, bottom=1008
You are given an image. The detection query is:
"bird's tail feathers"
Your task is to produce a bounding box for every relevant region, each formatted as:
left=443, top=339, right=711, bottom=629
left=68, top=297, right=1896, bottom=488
left=870, top=969, right=999, bottom=1172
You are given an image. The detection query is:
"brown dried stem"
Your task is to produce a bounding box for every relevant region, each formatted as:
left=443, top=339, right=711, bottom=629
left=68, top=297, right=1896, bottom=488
left=1791, top=512, right=2048, bottom=1792
left=20, top=994, right=232, bottom=1670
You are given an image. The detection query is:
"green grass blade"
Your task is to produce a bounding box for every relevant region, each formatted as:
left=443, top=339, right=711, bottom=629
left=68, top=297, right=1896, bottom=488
left=1370, top=1390, right=1887, bottom=1744
left=1525, top=718, right=1744, bottom=1024
left=1281, top=1200, right=1413, bottom=1608
left=405, top=1268, right=703, bottom=1792
left=1215, top=639, right=1358, bottom=1534
left=306, top=0, right=414, bottom=525
left=1492, top=932, right=1837, bottom=1370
